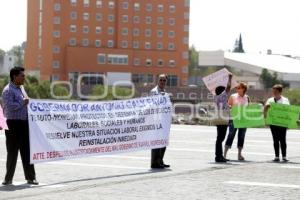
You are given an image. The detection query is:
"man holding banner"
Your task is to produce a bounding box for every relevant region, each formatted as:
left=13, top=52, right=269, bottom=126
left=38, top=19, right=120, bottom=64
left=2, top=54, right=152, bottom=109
left=264, top=84, right=290, bottom=162
left=2, top=67, right=38, bottom=185
left=150, top=74, right=170, bottom=169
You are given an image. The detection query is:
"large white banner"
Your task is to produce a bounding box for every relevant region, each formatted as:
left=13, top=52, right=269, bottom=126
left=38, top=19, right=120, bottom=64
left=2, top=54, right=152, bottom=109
left=202, top=68, right=238, bottom=95
left=28, top=95, right=172, bottom=164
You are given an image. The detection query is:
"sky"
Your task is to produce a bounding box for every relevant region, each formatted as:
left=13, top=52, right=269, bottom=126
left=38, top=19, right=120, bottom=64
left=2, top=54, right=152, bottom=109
left=0, top=0, right=300, bottom=56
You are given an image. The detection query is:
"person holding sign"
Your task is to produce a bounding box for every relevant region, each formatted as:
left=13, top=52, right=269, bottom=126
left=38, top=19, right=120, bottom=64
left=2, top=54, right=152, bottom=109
left=1, top=67, right=38, bottom=186
left=264, top=84, right=290, bottom=162
left=214, top=73, right=232, bottom=163
left=150, top=74, right=170, bottom=169
left=224, top=82, right=250, bottom=161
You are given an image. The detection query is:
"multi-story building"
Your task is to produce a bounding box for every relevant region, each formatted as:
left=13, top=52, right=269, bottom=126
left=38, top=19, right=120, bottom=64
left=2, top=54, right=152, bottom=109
left=25, top=0, right=190, bottom=86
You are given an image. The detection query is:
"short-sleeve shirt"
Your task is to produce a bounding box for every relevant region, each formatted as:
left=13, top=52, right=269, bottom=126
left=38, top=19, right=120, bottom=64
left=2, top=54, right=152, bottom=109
left=266, top=96, right=290, bottom=105
left=215, top=91, right=229, bottom=110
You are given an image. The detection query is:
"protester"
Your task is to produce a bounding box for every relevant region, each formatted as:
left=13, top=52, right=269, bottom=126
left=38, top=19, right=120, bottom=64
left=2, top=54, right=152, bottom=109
left=224, top=82, right=250, bottom=161
left=214, top=73, right=232, bottom=163
left=150, top=74, right=170, bottom=169
left=264, top=84, right=290, bottom=162
left=2, top=67, right=38, bottom=185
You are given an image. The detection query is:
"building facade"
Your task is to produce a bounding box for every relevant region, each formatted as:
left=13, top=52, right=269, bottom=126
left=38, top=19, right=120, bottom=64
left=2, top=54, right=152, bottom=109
left=25, top=0, right=190, bottom=86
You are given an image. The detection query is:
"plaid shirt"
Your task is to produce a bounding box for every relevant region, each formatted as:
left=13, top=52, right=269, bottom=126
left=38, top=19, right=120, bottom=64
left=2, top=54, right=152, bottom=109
left=2, top=82, right=28, bottom=120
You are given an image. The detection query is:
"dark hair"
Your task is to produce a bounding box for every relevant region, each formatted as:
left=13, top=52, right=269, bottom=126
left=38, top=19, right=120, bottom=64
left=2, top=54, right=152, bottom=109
left=10, top=67, right=25, bottom=81
left=215, top=86, right=226, bottom=95
left=272, top=84, right=283, bottom=93
left=238, top=82, right=248, bottom=94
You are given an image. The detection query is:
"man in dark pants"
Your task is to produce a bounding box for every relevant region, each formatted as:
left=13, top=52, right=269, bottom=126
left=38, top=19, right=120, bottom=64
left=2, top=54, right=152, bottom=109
left=2, top=67, right=38, bottom=185
left=150, top=74, right=170, bottom=169
left=214, top=73, right=232, bottom=163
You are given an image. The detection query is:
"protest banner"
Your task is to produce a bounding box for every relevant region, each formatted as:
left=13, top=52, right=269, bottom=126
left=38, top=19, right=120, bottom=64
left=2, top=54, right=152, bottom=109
left=231, top=104, right=265, bottom=128
left=202, top=68, right=239, bottom=95
left=0, top=105, right=8, bottom=130
left=28, top=95, right=172, bottom=164
left=266, top=103, right=300, bottom=129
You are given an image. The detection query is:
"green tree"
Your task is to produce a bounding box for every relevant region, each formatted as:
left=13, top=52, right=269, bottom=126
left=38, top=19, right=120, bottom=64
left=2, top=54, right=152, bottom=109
left=233, top=33, right=245, bottom=53
left=0, top=48, right=5, bottom=64
left=9, top=45, right=24, bottom=67
left=284, top=89, right=300, bottom=105
left=260, top=69, right=290, bottom=89
left=91, top=85, right=134, bottom=100
left=188, top=45, right=199, bottom=76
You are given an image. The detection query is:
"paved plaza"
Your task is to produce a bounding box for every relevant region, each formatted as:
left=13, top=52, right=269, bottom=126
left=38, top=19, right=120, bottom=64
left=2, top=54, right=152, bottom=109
left=1, top=125, right=300, bottom=200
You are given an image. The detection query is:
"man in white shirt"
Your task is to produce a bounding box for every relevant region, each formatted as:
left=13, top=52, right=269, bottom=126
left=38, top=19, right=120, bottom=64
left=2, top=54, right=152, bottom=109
left=264, top=84, right=290, bottom=162
left=150, top=74, right=170, bottom=169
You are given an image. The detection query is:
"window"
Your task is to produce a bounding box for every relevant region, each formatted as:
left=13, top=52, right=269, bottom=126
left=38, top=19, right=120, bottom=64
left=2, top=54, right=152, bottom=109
left=134, top=3, right=140, bottom=11
left=82, top=39, right=89, bottom=47
left=184, top=12, right=189, bottom=19
left=157, top=59, right=164, bottom=67
left=145, top=29, right=151, bottom=37
left=157, top=17, right=164, bottom=25
left=122, top=2, right=128, bottom=9
left=108, top=27, right=114, bottom=35
left=83, top=0, right=89, bottom=7
left=184, top=25, right=189, bottom=32
left=95, top=26, right=102, bottom=34
left=169, top=5, right=176, bottom=13
left=133, top=58, right=140, bottom=66
left=83, top=13, right=89, bottom=20
left=52, top=46, right=60, bottom=54
left=169, top=60, right=176, bottom=67
left=69, top=38, right=76, bottom=46
left=54, top=3, right=61, bottom=11
left=70, top=0, right=77, bottom=6
left=122, top=15, right=128, bottom=23
left=96, top=0, right=102, bottom=8
left=108, top=40, right=114, bottom=48
left=122, top=28, right=128, bottom=35
left=38, top=25, right=42, bottom=37
left=145, top=42, right=151, bottom=50
left=146, top=3, right=152, bottom=12
left=95, top=40, right=101, bottom=47
left=70, top=11, right=77, bottom=20
left=133, top=41, right=139, bottom=49
left=167, top=75, right=178, bottom=86
left=70, top=25, right=77, bottom=32
left=107, top=54, right=128, bottom=65
left=183, top=37, right=189, bottom=44
left=157, top=4, right=164, bottom=12
left=108, top=15, right=114, bottom=22
left=53, top=31, right=60, bottom=38
left=182, top=66, right=188, bottom=74
left=145, top=59, right=152, bottom=66
left=52, top=61, right=60, bottom=68
left=132, top=74, right=154, bottom=84
left=133, top=16, right=140, bottom=23
left=82, top=26, right=89, bottom=34
left=97, top=54, right=106, bottom=64
left=182, top=51, right=189, bottom=59
left=168, top=43, right=175, bottom=50
left=169, top=18, right=176, bottom=26
left=51, top=75, right=60, bottom=82
left=53, top=17, right=60, bottom=24
left=185, top=0, right=190, bottom=7
left=121, top=41, right=128, bottom=48
left=108, top=1, right=115, bottom=9
left=133, top=28, right=140, bottom=36
left=96, top=13, right=102, bottom=21
left=39, top=12, right=42, bottom=24
left=168, top=31, right=175, bottom=38
left=157, top=30, right=163, bottom=38
left=157, top=42, right=163, bottom=50
left=145, top=16, right=152, bottom=24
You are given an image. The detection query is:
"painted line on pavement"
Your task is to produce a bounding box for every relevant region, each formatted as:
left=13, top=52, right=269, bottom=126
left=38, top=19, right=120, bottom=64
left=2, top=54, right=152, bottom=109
left=281, top=165, right=300, bottom=169
left=0, top=181, right=66, bottom=188
left=225, top=181, right=300, bottom=189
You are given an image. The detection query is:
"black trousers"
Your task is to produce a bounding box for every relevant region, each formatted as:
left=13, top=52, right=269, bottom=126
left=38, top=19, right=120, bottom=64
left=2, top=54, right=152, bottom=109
left=215, top=125, right=228, bottom=159
left=151, top=147, right=166, bottom=166
left=4, top=120, right=36, bottom=181
left=270, top=125, right=287, bottom=157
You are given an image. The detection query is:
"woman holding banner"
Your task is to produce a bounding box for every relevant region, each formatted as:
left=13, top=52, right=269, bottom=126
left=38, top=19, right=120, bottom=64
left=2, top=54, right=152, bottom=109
left=224, top=82, right=250, bottom=161
left=214, top=73, right=232, bottom=163
left=264, top=84, right=290, bottom=162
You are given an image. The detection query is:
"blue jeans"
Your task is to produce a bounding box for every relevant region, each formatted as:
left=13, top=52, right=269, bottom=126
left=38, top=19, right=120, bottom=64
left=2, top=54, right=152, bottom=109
left=225, top=120, right=247, bottom=148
